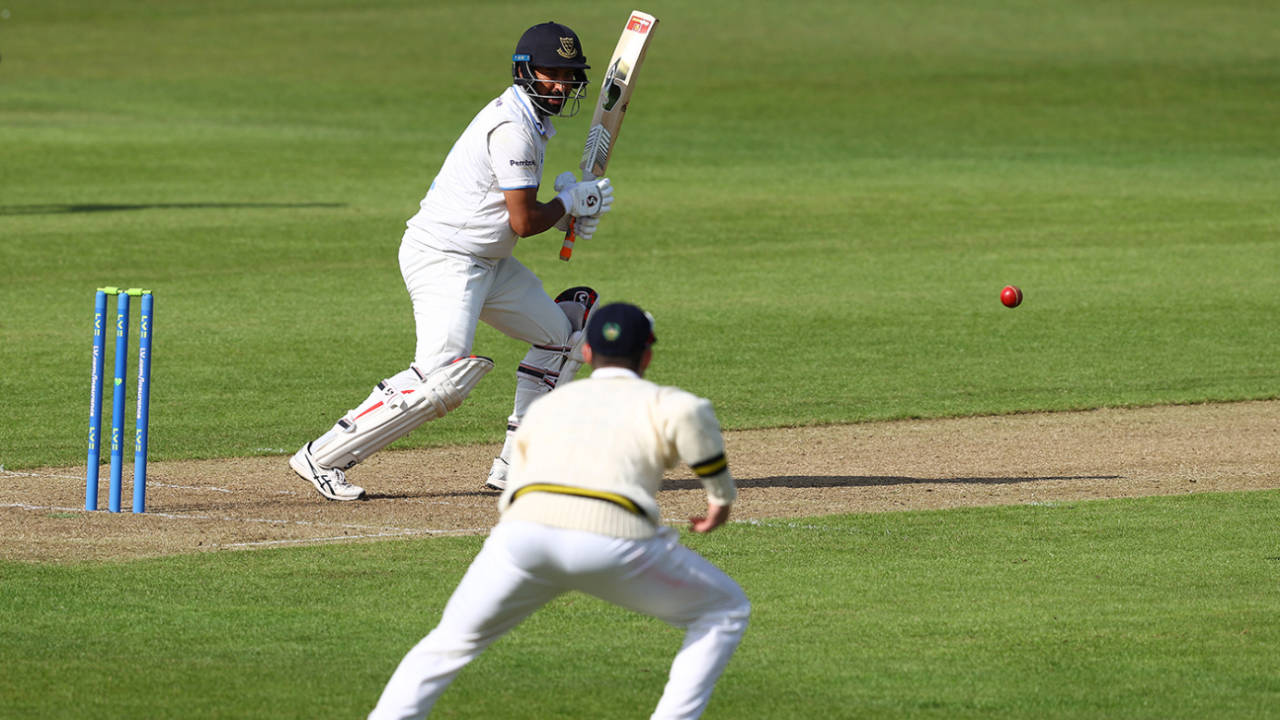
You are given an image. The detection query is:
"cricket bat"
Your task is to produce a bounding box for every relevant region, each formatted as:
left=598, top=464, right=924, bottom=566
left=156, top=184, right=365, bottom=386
left=560, top=10, right=659, bottom=261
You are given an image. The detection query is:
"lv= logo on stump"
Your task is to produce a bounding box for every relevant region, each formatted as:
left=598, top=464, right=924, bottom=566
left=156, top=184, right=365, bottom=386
left=86, top=287, right=154, bottom=513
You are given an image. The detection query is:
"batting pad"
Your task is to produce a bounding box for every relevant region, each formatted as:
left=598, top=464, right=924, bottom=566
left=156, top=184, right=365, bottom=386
left=311, top=356, right=494, bottom=470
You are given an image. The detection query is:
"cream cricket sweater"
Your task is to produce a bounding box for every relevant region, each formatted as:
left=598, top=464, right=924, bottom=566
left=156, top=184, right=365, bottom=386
left=498, top=367, right=736, bottom=539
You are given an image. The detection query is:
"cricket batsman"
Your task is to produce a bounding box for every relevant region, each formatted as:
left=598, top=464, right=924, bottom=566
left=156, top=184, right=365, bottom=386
left=290, top=21, right=613, bottom=500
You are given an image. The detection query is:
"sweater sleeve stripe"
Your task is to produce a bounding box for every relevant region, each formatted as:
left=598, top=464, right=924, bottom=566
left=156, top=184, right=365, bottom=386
left=691, top=452, right=728, bottom=477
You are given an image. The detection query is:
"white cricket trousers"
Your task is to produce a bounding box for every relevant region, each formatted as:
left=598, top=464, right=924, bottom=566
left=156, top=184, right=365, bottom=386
left=310, top=241, right=571, bottom=459
left=399, top=238, right=570, bottom=373
left=368, top=521, right=751, bottom=720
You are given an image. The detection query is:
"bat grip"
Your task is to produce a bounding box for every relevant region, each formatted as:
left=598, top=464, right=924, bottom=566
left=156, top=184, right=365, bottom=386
left=559, top=170, right=594, bottom=262
left=559, top=218, right=576, bottom=261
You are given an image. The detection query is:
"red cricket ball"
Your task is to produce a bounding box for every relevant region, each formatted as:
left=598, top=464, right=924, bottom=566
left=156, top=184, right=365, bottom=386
left=1001, top=285, right=1023, bottom=308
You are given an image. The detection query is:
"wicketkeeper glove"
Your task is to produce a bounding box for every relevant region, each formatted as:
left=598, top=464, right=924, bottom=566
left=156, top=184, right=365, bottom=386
left=557, top=177, right=614, bottom=218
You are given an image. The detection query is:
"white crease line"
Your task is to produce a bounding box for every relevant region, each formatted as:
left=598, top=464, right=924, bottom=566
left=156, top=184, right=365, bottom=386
left=5, top=502, right=804, bottom=539
left=740, top=518, right=839, bottom=530
left=123, top=509, right=429, bottom=533
left=2, top=470, right=488, bottom=502
left=224, top=527, right=487, bottom=548
left=1, top=502, right=454, bottom=535
left=0, top=469, right=82, bottom=480
left=3, top=469, right=238, bottom=495
left=399, top=498, right=496, bottom=507
left=4, top=503, right=91, bottom=513
left=148, top=482, right=233, bottom=493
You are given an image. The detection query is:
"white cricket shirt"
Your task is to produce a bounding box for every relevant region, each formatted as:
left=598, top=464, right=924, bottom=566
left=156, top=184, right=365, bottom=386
left=404, top=85, right=555, bottom=260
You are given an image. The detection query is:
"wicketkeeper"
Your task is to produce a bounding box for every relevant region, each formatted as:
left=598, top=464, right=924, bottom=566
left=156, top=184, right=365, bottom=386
left=290, top=20, right=614, bottom=499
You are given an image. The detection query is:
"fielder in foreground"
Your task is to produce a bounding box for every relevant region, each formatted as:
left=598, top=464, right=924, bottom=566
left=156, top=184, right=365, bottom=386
left=368, top=303, right=750, bottom=720
left=290, top=21, right=614, bottom=500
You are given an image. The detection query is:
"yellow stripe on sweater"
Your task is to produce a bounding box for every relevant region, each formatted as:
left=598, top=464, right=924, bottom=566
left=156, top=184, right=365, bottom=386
left=511, top=483, right=644, bottom=516
left=691, top=453, right=728, bottom=477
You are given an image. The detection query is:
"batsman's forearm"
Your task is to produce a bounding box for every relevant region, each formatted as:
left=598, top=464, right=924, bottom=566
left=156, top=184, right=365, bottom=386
left=509, top=200, right=570, bottom=237
left=503, top=186, right=572, bottom=237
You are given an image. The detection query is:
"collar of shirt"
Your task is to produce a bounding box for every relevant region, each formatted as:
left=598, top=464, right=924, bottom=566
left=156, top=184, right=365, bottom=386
left=589, top=367, right=640, bottom=380
left=508, top=85, right=557, bottom=139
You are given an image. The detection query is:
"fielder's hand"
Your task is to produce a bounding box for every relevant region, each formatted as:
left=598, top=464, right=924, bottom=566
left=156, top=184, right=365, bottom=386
left=690, top=502, right=731, bottom=534
left=557, top=177, right=613, bottom=218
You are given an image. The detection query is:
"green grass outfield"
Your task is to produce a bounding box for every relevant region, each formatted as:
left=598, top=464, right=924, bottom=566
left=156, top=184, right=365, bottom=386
left=1, top=0, right=1276, bottom=467
left=4, top=492, right=1279, bottom=719
left=1, top=0, right=1278, bottom=718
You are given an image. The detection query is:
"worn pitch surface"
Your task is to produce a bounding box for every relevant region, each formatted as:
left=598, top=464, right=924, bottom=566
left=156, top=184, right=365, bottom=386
left=3, top=401, right=1277, bottom=563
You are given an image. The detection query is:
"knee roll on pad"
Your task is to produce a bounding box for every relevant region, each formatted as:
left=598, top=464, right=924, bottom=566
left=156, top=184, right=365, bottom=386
left=311, top=356, right=494, bottom=470
left=553, top=286, right=598, bottom=332
left=530, top=286, right=597, bottom=387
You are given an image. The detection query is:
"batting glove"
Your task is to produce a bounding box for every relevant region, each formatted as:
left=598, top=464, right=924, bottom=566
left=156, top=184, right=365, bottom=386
left=553, top=172, right=578, bottom=231
left=573, top=214, right=601, bottom=240
left=557, top=177, right=613, bottom=218
left=553, top=171, right=578, bottom=193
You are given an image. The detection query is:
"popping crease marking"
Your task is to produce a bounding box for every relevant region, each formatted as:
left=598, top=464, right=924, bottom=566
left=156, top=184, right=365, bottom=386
left=148, top=482, right=232, bottom=493
left=2, top=469, right=233, bottom=494
left=2, top=470, right=498, bottom=508
left=399, top=498, right=511, bottom=509
left=0, top=501, right=468, bottom=536
left=224, top=527, right=487, bottom=549
left=0, top=468, right=81, bottom=480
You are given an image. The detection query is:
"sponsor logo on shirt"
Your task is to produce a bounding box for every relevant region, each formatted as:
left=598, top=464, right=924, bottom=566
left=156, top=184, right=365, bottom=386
left=509, top=159, right=537, bottom=167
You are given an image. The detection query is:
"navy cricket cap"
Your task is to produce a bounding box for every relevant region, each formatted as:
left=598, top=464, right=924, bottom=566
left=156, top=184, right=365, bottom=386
left=513, top=21, right=590, bottom=69
left=586, top=302, right=656, bottom=357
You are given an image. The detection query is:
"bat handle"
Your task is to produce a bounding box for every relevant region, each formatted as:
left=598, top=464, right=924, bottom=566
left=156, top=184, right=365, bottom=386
left=560, top=218, right=576, bottom=262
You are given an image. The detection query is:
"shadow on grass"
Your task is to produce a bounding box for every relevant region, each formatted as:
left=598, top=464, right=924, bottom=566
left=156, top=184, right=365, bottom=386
left=392, top=475, right=1124, bottom=500
left=0, top=202, right=345, bottom=215
left=368, top=489, right=499, bottom=501
left=664, top=474, right=1124, bottom=490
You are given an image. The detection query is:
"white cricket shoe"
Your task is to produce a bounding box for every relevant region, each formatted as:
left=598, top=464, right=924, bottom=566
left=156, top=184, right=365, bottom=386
left=290, top=443, right=366, bottom=501
left=484, top=457, right=509, bottom=492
